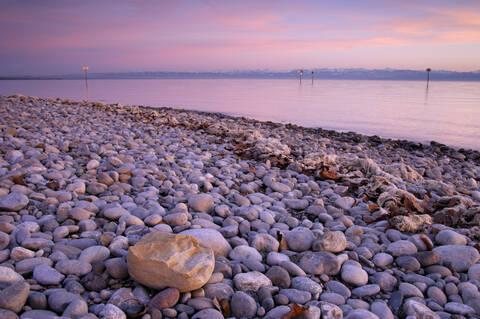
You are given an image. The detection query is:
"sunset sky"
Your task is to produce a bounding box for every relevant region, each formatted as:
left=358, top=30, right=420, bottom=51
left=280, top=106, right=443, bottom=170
left=1, top=0, right=479, bottom=75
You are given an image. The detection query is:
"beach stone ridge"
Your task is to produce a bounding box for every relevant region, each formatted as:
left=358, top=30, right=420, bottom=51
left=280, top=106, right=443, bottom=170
left=1, top=95, right=480, bottom=318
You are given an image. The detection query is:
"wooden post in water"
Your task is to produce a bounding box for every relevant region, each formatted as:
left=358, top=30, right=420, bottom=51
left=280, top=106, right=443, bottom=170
left=83, top=66, right=89, bottom=96
left=298, top=69, right=303, bottom=83
left=311, top=71, right=314, bottom=84
left=82, top=66, right=88, bottom=89
left=426, top=68, right=431, bottom=87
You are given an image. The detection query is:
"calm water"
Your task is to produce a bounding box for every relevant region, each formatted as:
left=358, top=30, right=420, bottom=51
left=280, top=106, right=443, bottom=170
left=1, top=79, right=479, bottom=150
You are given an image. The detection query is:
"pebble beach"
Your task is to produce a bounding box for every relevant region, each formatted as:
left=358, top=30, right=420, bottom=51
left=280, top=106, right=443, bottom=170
left=1, top=94, right=480, bottom=319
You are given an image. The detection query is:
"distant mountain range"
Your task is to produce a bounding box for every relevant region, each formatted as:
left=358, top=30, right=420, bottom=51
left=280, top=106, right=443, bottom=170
left=2, top=68, right=480, bottom=81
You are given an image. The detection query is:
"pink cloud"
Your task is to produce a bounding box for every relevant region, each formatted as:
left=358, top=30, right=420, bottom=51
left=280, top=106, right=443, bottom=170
left=1, top=0, right=479, bottom=74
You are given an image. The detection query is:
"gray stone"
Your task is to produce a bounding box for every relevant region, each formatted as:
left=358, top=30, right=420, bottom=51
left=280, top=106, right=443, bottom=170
left=229, top=245, right=262, bottom=262
left=414, top=251, right=440, bottom=267
left=27, top=291, right=47, bottom=309
left=0, top=309, right=18, bottom=319
left=388, top=291, right=404, bottom=315
left=351, top=284, right=380, bottom=297
left=270, top=182, right=291, bottom=193
left=20, top=310, right=57, bottom=319
left=373, top=253, right=393, bottom=267
left=266, top=266, right=290, bottom=288
left=0, top=266, right=24, bottom=288
left=433, top=245, right=480, bottom=272
left=321, top=292, right=345, bottom=305
left=386, top=240, right=417, bottom=257
left=231, top=291, right=257, bottom=318
left=21, top=238, right=53, bottom=250
left=0, top=231, right=10, bottom=250
left=105, top=257, right=128, bottom=279
left=425, top=265, right=452, bottom=277
left=403, top=299, right=440, bottom=319
left=403, top=273, right=435, bottom=286
left=341, top=264, right=368, bottom=286
left=371, top=272, right=397, bottom=292
left=444, top=302, right=475, bottom=315
left=242, top=258, right=265, bottom=273
left=468, top=263, right=480, bottom=281
left=103, top=206, right=129, bottom=220
left=291, top=276, right=323, bottom=294
left=0, top=192, right=29, bottom=211
left=68, top=207, right=92, bottom=221
left=345, top=309, right=379, bottom=319
left=78, top=245, right=110, bottom=264
left=435, top=229, right=467, bottom=246
left=47, top=290, right=80, bottom=313
left=399, top=282, right=423, bottom=298
left=33, top=264, right=65, bottom=285
left=204, top=282, right=234, bottom=300
left=371, top=301, right=394, bottom=319
left=55, top=259, right=92, bottom=276
left=11, top=247, right=35, bottom=261
left=86, top=182, right=107, bottom=195
left=318, top=301, right=343, bottom=319
left=396, top=256, right=421, bottom=271
left=299, top=251, right=341, bottom=275
left=62, top=298, right=88, bottom=318
left=325, top=280, right=350, bottom=298
left=163, top=212, right=188, bottom=226
left=250, top=233, right=279, bottom=253
left=192, top=309, right=224, bottom=319
left=0, top=281, right=30, bottom=313
left=313, top=231, right=347, bottom=253
left=427, top=286, right=447, bottom=306
left=279, top=288, right=311, bottom=304
left=285, top=198, right=309, bottom=210
left=188, top=194, right=214, bottom=212
left=234, top=271, right=272, bottom=292
left=279, top=260, right=307, bottom=277
left=335, top=197, right=355, bottom=210
left=285, top=227, right=314, bottom=252
left=264, top=306, right=291, bottom=319
left=99, top=304, right=127, bottom=319
left=187, top=297, right=213, bottom=310
left=219, top=225, right=238, bottom=238
left=149, top=287, right=180, bottom=310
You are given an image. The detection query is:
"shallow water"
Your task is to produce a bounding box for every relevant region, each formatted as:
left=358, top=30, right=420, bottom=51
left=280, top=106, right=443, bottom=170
left=1, top=78, right=479, bottom=149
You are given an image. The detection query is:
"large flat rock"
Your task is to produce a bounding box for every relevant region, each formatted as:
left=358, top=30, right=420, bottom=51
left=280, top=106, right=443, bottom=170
left=127, top=231, right=214, bottom=292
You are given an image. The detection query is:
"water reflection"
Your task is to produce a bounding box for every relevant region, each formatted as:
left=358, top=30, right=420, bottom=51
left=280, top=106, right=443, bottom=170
left=424, top=84, right=429, bottom=105
left=85, top=80, right=89, bottom=99
left=1, top=79, right=479, bottom=149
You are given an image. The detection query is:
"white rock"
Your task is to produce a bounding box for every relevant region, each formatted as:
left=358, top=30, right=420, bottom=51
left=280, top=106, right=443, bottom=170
left=234, top=271, right=272, bottom=292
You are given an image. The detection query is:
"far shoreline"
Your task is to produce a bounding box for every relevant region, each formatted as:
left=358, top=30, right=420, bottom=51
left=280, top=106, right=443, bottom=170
left=3, top=94, right=479, bottom=157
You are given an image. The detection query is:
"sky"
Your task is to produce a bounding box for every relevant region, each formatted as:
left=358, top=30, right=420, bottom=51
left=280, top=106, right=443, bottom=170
left=1, top=0, right=479, bottom=75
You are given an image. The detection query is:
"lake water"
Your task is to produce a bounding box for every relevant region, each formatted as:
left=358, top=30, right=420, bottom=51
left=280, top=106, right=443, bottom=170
left=1, top=78, right=479, bottom=150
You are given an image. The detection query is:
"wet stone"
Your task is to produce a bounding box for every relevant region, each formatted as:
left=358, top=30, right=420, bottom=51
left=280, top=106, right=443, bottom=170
left=231, top=291, right=257, bottom=319
left=433, top=245, right=480, bottom=272
left=285, top=227, right=315, bottom=252
left=265, top=266, right=291, bottom=289
left=33, top=264, right=64, bottom=285
left=351, top=284, right=380, bottom=298
left=0, top=192, right=29, bottom=211
left=279, top=288, right=312, bottom=304
left=55, top=259, right=92, bottom=276
left=0, top=281, right=30, bottom=313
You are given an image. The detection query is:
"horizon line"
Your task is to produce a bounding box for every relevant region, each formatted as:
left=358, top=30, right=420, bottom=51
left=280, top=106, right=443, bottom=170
left=3, top=67, right=480, bottom=78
